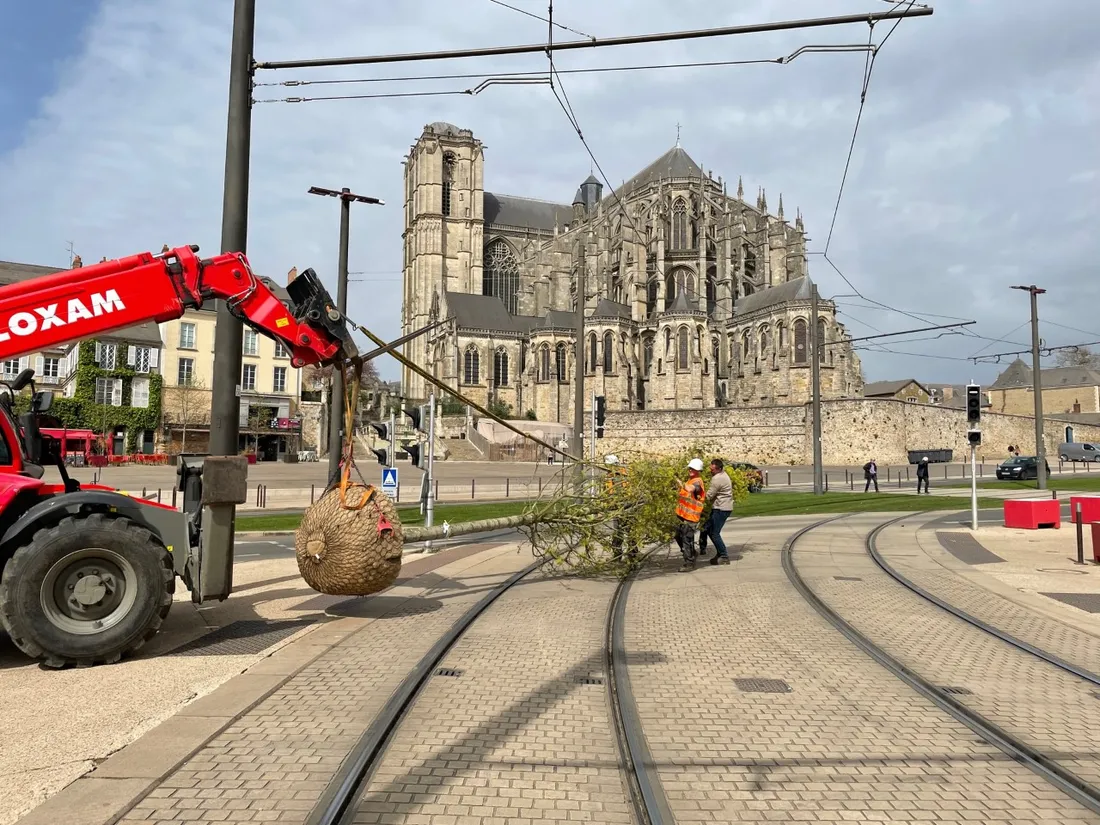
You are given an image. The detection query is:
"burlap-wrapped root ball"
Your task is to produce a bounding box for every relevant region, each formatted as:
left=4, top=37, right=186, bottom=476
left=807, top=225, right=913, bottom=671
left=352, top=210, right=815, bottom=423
left=295, top=485, right=404, bottom=596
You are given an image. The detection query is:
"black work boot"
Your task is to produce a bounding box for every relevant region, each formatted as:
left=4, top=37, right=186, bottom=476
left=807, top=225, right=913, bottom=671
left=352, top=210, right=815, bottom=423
left=678, top=559, right=695, bottom=572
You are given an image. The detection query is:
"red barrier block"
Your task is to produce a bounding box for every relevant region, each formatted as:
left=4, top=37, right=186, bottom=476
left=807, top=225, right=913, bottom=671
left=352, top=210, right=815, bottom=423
left=1004, top=498, right=1061, bottom=529
left=1069, top=496, right=1100, bottom=525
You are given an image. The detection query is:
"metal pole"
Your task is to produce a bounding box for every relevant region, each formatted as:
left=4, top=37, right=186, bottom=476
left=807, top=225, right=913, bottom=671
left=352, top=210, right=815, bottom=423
left=210, top=0, right=255, bottom=458
left=1029, top=287, right=1047, bottom=490
left=388, top=411, right=396, bottom=468
left=810, top=283, right=823, bottom=495
left=327, top=190, right=351, bottom=482
left=1075, top=502, right=1085, bottom=564
left=425, top=391, right=437, bottom=552
left=572, top=238, right=587, bottom=490
left=970, top=444, right=978, bottom=531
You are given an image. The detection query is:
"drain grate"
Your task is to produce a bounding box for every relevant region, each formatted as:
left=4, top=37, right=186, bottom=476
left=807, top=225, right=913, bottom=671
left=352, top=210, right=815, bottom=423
left=734, top=678, right=791, bottom=694
left=940, top=685, right=972, bottom=695
left=435, top=667, right=464, bottom=677
left=834, top=576, right=862, bottom=581
left=170, top=619, right=314, bottom=657
left=577, top=676, right=604, bottom=685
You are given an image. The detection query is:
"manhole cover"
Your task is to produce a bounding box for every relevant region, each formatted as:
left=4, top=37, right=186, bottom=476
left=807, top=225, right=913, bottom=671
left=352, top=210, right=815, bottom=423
left=435, top=667, right=464, bottom=677
left=170, top=619, right=313, bottom=657
left=734, top=678, right=791, bottom=694
left=940, top=685, right=972, bottom=695
left=576, top=676, right=604, bottom=685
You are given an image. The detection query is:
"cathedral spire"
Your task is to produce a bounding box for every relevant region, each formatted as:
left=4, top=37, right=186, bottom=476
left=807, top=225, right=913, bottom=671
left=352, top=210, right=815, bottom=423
left=777, top=193, right=784, bottom=219
left=737, top=176, right=744, bottom=200
left=760, top=188, right=767, bottom=212
left=795, top=208, right=804, bottom=230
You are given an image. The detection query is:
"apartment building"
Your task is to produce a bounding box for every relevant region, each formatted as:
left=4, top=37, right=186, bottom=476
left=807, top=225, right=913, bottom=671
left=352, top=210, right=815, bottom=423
left=159, top=297, right=303, bottom=460
left=0, top=260, right=72, bottom=392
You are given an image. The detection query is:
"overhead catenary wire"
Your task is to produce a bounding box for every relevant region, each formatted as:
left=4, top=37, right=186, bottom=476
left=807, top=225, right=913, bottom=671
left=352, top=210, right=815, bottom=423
left=487, top=0, right=596, bottom=41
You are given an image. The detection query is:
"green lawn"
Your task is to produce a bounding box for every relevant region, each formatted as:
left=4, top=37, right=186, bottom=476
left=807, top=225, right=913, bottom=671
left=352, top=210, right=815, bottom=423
left=733, top=492, right=1005, bottom=518
left=941, top=475, right=1100, bottom=493
left=237, top=500, right=533, bottom=533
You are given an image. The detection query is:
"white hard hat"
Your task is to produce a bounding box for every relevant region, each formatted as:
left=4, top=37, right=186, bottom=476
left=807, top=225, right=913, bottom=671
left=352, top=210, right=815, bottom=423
left=605, top=454, right=620, bottom=465
left=688, top=458, right=704, bottom=471
left=922, top=456, right=929, bottom=462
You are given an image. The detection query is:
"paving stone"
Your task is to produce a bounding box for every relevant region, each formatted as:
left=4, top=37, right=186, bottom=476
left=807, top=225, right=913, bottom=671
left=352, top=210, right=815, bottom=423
left=622, top=514, right=1100, bottom=823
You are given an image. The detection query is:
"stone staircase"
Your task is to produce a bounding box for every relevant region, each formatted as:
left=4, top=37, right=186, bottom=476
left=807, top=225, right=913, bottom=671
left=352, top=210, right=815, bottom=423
left=439, top=437, right=484, bottom=461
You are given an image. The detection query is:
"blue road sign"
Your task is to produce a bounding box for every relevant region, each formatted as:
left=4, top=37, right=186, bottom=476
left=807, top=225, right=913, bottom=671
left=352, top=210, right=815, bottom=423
left=381, top=467, right=399, bottom=497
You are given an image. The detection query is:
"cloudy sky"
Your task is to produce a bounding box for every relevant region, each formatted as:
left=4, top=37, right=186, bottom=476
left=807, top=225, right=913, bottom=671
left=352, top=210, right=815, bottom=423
left=1, top=0, right=1097, bottom=386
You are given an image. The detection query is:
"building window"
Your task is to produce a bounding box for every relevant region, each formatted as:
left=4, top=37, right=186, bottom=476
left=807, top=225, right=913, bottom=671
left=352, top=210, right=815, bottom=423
left=677, top=326, right=690, bottom=370
left=906, top=396, right=918, bottom=403
left=741, top=331, right=751, bottom=360
left=666, top=268, right=697, bottom=303
left=274, top=341, right=289, bottom=358
left=777, top=322, right=787, bottom=350
left=671, top=199, right=690, bottom=249
left=759, top=325, right=770, bottom=352
left=493, top=348, right=509, bottom=387
left=131, top=377, right=150, bottom=409
left=587, top=333, right=598, bottom=373
left=793, top=319, right=808, bottom=364
left=2, top=359, right=20, bottom=377
left=602, top=331, right=614, bottom=372
left=463, top=346, right=480, bottom=384
left=127, top=345, right=155, bottom=373
left=482, top=239, right=520, bottom=315
left=646, top=278, right=658, bottom=317
left=42, top=357, right=60, bottom=380
left=178, top=357, right=194, bottom=385
left=706, top=269, right=717, bottom=315
left=96, top=343, right=117, bottom=369
left=273, top=366, right=287, bottom=393
left=241, top=364, right=256, bottom=391
left=538, top=344, right=550, bottom=382
left=243, top=329, right=258, bottom=357
left=179, top=322, right=196, bottom=349
left=555, top=342, right=568, bottom=383
left=817, top=319, right=827, bottom=363
left=442, top=152, right=455, bottom=216
left=95, top=377, right=122, bottom=406
left=743, top=246, right=756, bottom=281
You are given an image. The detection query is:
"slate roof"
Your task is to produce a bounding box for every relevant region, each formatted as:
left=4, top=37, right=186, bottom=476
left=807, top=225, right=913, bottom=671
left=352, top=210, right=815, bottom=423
left=990, top=358, right=1100, bottom=389
left=536, top=309, right=578, bottom=330
left=863, top=379, right=929, bottom=398
left=734, top=276, right=814, bottom=316
left=606, top=146, right=704, bottom=201
left=0, top=258, right=163, bottom=346
left=591, top=298, right=632, bottom=320
left=483, top=192, right=572, bottom=232
left=445, top=292, right=524, bottom=333
left=665, top=288, right=702, bottom=315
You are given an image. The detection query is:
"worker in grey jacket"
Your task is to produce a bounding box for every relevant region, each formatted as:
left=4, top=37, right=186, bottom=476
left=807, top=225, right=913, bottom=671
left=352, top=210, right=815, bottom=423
left=698, top=458, right=733, bottom=565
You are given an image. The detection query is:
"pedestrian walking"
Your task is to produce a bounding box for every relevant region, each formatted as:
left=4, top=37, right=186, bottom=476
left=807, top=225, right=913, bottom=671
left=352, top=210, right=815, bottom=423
left=605, top=455, right=637, bottom=564
left=674, top=458, right=707, bottom=572
left=698, top=458, right=733, bottom=565
left=916, top=456, right=930, bottom=494
left=863, top=458, right=879, bottom=493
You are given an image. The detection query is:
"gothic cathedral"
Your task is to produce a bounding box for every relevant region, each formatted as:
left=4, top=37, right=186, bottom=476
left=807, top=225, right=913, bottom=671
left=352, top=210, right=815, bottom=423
left=400, top=122, right=864, bottom=422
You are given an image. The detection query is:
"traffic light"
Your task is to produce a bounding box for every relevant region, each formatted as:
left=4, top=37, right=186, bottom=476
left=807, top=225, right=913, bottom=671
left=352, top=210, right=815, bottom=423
left=595, top=395, right=606, bottom=438
left=369, top=420, right=394, bottom=467
left=370, top=447, right=388, bottom=466
left=405, top=443, right=421, bottom=468
left=404, top=404, right=429, bottom=433
left=369, top=421, right=388, bottom=440
left=966, top=384, right=981, bottom=424
left=967, top=429, right=982, bottom=447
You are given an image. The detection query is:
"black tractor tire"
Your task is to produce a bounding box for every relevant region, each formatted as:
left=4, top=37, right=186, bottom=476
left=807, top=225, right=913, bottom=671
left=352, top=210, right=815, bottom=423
left=0, top=513, right=174, bottom=668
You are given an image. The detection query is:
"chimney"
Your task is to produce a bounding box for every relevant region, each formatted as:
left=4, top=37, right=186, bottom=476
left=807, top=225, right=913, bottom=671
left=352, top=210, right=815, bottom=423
left=287, top=266, right=299, bottom=285
left=71, top=255, right=82, bottom=269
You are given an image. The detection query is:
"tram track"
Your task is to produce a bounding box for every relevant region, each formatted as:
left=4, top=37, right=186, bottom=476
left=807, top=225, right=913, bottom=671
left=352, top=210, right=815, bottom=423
left=304, top=558, right=672, bottom=825
left=783, top=514, right=1100, bottom=817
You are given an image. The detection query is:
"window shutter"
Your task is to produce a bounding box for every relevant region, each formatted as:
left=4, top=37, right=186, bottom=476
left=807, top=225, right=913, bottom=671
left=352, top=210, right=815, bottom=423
left=112, top=378, right=123, bottom=406
left=58, top=358, right=69, bottom=379
left=95, top=342, right=102, bottom=364
left=34, top=356, right=43, bottom=375
left=127, top=346, right=136, bottom=366
left=149, top=348, right=160, bottom=369
left=18, top=356, right=28, bottom=372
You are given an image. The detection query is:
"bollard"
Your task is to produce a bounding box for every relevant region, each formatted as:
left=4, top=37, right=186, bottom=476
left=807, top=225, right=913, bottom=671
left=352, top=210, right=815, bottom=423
left=898, top=475, right=902, bottom=489
left=539, top=477, right=543, bottom=496
left=764, top=470, right=769, bottom=487
left=980, top=463, right=984, bottom=478
left=506, top=478, right=510, bottom=498
left=142, top=486, right=147, bottom=497
left=471, top=478, right=475, bottom=499
left=172, top=488, right=177, bottom=508
left=850, top=475, right=854, bottom=491
left=1052, top=489, right=1057, bottom=500
left=1076, top=502, right=1085, bottom=565
left=887, top=468, right=891, bottom=483
left=788, top=470, right=792, bottom=486
left=311, top=484, right=315, bottom=504
left=157, top=488, right=161, bottom=503
left=435, top=479, right=439, bottom=501
left=906, top=467, right=910, bottom=481
left=825, top=474, right=829, bottom=493
left=1073, top=461, right=1077, bottom=474
left=944, top=464, right=948, bottom=480
left=255, top=485, right=261, bottom=507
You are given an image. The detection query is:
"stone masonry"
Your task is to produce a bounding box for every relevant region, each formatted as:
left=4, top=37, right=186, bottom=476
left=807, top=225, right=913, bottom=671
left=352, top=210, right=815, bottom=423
left=595, top=397, right=1100, bottom=464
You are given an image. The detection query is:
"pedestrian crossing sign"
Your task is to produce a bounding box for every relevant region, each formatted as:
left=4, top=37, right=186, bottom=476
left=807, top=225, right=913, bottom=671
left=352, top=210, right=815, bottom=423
left=381, top=467, right=399, bottom=497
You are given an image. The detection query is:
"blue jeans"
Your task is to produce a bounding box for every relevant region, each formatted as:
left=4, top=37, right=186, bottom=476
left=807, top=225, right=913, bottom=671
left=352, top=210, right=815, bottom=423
left=699, top=509, right=731, bottom=558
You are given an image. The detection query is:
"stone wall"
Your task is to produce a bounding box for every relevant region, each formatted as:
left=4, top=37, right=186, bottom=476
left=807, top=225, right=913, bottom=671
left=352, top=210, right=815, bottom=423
left=988, top=385, right=1100, bottom=416
left=596, top=398, right=1100, bottom=464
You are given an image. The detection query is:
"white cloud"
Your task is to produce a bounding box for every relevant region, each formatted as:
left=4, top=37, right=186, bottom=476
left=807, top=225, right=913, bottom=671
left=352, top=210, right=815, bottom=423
left=0, top=0, right=1097, bottom=385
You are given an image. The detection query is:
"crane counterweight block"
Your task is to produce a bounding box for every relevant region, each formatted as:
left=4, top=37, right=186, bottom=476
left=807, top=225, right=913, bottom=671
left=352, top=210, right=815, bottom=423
left=0, top=244, right=356, bottom=368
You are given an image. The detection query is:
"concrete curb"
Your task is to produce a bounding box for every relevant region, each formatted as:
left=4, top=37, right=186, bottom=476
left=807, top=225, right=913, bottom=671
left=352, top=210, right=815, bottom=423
left=236, top=530, right=294, bottom=536
left=15, top=540, right=518, bottom=825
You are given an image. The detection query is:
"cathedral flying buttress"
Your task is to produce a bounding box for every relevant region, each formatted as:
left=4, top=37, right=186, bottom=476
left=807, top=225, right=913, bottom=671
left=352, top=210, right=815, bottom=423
left=400, top=121, right=864, bottom=422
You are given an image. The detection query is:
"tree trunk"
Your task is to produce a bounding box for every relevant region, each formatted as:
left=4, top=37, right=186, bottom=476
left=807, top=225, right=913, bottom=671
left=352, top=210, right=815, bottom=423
left=403, top=514, right=532, bottom=543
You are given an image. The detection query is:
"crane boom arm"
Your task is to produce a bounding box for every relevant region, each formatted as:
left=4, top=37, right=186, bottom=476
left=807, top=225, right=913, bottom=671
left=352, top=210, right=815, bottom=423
left=0, top=244, right=356, bottom=367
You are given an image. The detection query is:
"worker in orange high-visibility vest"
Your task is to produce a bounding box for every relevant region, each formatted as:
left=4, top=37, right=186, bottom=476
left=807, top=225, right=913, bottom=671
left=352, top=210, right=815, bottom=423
left=674, top=458, right=707, bottom=571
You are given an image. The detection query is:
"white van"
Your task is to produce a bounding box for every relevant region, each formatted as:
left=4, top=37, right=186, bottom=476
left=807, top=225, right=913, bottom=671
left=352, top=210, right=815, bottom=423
left=1058, top=442, right=1100, bottom=463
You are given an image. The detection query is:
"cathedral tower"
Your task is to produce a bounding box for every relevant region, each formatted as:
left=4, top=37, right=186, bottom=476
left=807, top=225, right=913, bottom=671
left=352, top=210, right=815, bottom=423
left=402, top=122, right=485, bottom=400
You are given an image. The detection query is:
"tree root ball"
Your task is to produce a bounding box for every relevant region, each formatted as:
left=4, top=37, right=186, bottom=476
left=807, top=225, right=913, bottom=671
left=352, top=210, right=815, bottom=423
left=294, top=486, right=404, bottom=596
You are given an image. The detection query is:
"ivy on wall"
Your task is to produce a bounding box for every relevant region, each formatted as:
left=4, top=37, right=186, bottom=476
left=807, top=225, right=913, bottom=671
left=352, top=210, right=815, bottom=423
left=21, top=340, right=164, bottom=453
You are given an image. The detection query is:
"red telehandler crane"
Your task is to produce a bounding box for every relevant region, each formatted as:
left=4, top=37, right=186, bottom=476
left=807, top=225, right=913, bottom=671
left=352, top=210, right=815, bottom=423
left=0, top=244, right=356, bottom=667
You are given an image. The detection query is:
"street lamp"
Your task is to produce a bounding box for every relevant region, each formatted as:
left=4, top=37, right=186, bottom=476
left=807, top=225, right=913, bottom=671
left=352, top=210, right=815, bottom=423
left=1010, top=285, right=1048, bottom=489
left=308, top=186, right=384, bottom=482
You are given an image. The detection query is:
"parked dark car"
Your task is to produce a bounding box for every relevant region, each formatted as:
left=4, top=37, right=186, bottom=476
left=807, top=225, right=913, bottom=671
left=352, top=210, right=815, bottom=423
left=995, top=455, right=1051, bottom=480
left=727, top=461, right=764, bottom=493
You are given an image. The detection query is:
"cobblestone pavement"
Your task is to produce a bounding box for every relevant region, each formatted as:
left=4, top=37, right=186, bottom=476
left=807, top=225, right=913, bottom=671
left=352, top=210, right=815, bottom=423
left=800, top=514, right=1100, bottom=801
left=349, top=573, right=634, bottom=825
left=113, top=545, right=533, bottom=825
left=887, top=522, right=1100, bottom=675
left=624, top=514, right=1100, bottom=823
